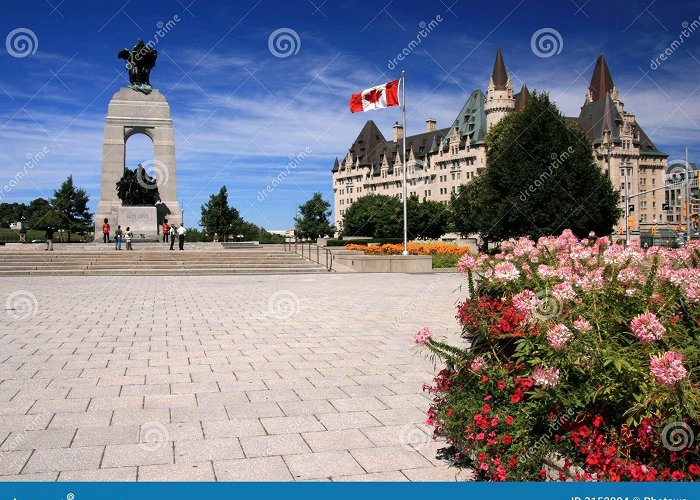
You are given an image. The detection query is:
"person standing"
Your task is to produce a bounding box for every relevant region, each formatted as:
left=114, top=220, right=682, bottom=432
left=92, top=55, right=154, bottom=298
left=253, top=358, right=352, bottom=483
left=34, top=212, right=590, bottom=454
left=114, top=225, right=123, bottom=250
left=125, top=227, right=133, bottom=250
left=44, top=226, right=54, bottom=251
left=162, top=219, right=170, bottom=243
left=177, top=224, right=186, bottom=251
left=169, top=224, right=177, bottom=250
left=102, top=218, right=111, bottom=243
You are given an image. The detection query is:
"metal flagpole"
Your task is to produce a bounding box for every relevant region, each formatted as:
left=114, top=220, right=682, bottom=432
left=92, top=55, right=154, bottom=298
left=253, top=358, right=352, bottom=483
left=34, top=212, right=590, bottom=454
left=401, top=70, right=408, bottom=256
left=686, top=147, right=691, bottom=242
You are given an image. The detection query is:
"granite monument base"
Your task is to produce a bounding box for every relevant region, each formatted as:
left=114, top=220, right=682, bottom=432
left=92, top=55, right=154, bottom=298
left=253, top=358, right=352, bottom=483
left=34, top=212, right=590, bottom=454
left=117, top=206, right=158, bottom=241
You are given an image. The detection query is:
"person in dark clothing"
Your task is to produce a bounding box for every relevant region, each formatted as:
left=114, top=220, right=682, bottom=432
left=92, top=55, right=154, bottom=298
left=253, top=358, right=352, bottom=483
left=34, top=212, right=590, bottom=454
left=45, top=226, right=54, bottom=251
left=170, top=224, right=177, bottom=250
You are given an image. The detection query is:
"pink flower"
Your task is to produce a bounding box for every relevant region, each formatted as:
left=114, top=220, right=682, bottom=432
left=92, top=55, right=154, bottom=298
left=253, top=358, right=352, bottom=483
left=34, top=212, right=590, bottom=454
left=533, top=366, right=561, bottom=389
left=618, top=268, right=641, bottom=285
left=493, top=262, right=520, bottom=282
left=413, top=326, right=433, bottom=346
left=537, top=265, right=558, bottom=279
left=470, top=356, right=488, bottom=372
left=573, top=316, right=592, bottom=333
left=686, top=282, right=700, bottom=303
left=650, top=351, right=688, bottom=386
left=512, top=290, right=540, bottom=315
left=546, top=323, right=573, bottom=350
left=456, top=254, right=478, bottom=274
left=552, top=282, right=576, bottom=302
left=630, top=313, right=666, bottom=343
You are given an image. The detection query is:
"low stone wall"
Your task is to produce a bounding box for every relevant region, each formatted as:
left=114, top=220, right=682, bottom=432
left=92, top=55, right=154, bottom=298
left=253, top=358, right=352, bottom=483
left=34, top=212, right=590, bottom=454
left=332, top=250, right=432, bottom=273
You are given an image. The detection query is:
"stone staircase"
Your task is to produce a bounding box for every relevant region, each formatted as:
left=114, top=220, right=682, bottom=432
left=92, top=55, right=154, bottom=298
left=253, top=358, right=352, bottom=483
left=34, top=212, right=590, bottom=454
left=0, top=247, right=329, bottom=276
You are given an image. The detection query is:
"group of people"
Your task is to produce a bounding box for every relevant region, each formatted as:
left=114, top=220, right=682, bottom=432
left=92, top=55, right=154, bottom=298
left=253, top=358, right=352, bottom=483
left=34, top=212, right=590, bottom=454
left=161, top=220, right=186, bottom=251
left=101, top=218, right=186, bottom=251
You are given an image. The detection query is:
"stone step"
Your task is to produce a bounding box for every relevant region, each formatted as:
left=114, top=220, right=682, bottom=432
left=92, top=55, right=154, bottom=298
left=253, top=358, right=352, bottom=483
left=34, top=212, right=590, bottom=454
left=0, top=249, right=328, bottom=275
left=0, top=268, right=328, bottom=276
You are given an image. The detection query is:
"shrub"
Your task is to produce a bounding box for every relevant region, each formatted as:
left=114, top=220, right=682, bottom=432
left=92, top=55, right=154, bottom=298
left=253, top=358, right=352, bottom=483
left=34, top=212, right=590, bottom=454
left=416, top=231, right=700, bottom=481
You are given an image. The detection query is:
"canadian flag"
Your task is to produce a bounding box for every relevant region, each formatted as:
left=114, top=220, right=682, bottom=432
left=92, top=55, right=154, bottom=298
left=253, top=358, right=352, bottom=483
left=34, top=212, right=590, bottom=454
left=349, top=79, right=400, bottom=113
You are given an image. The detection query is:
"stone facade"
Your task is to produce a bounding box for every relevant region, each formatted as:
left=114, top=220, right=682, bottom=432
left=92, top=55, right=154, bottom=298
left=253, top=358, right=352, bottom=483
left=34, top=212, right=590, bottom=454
left=332, top=50, right=668, bottom=236
left=95, top=88, right=180, bottom=240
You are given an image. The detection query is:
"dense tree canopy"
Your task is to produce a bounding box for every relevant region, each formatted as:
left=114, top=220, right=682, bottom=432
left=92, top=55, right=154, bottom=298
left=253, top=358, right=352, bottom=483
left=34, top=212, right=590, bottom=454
left=452, top=92, right=621, bottom=242
left=342, top=193, right=450, bottom=239
left=51, top=175, right=92, bottom=239
left=199, top=186, right=240, bottom=237
left=294, top=193, right=334, bottom=239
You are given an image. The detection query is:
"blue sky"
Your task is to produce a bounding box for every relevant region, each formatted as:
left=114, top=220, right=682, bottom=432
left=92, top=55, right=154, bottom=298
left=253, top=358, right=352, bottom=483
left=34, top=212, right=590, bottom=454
left=0, top=0, right=698, bottom=230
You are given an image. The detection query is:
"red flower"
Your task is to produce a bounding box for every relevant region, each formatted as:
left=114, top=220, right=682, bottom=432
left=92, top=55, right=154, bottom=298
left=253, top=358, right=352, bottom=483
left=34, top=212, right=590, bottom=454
left=476, top=432, right=485, bottom=440
left=503, top=435, right=512, bottom=445
left=593, top=415, right=603, bottom=428
left=481, top=375, right=489, bottom=383
left=578, top=425, right=590, bottom=437
left=497, top=380, right=506, bottom=390
left=426, top=418, right=434, bottom=426
left=482, top=404, right=491, bottom=414
left=511, top=393, right=521, bottom=403
left=539, top=469, right=547, bottom=479
left=447, top=409, right=453, bottom=416
left=689, top=464, right=700, bottom=476
left=505, top=416, right=514, bottom=425
left=509, top=457, right=518, bottom=468
left=484, top=395, right=492, bottom=401
left=671, top=471, right=685, bottom=480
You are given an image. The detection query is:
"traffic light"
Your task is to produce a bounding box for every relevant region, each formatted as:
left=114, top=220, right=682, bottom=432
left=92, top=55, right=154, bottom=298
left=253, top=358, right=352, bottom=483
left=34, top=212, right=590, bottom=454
left=683, top=203, right=687, bottom=218
left=629, top=216, right=636, bottom=228
left=651, top=227, right=657, bottom=236
left=618, top=227, right=624, bottom=234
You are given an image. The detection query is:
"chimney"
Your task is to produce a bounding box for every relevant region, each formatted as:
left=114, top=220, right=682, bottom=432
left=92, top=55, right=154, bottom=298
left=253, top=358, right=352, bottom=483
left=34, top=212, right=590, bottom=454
left=392, top=122, right=404, bottom=142
left=425, top=118, right=437, bottom=132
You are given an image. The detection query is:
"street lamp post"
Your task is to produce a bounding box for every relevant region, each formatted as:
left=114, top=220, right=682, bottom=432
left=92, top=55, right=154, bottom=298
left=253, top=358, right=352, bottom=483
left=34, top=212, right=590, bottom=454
left=621, top=159, right=632, bottom=246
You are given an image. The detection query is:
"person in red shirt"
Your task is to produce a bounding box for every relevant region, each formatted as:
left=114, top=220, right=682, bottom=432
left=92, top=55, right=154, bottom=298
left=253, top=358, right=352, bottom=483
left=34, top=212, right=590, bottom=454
left=162, top=219, right=170, bottom=243
left=102, top=218, right=111, bottom=243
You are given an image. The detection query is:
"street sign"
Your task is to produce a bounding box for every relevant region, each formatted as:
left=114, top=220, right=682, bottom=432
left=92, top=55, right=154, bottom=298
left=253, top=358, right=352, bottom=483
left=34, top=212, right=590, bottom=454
left=628, top=204, right=634, bottom=212
left=662, top=203, right=670, bottom=211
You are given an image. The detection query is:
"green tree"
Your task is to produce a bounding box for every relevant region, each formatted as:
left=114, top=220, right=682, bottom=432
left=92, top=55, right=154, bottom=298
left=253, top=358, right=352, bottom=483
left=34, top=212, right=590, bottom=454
left=407, top=196, right=450, bottom=239
left=450, top=175, right=497, bottom=250
left=51, top=175, right=92, bottom=241
left=0, top=202, right=27, bottom=227
left=342, top=194, right=402, bottom=238
left=294, top=192, right=334, bottom=239
left=460, top=92, right=620, bottom=241
left=199, top=186, right=240, bottom=238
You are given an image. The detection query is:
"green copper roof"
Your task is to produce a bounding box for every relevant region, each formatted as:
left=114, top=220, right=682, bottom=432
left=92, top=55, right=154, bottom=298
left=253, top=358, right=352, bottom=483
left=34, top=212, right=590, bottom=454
left=443, top=89, right=487, bottom=147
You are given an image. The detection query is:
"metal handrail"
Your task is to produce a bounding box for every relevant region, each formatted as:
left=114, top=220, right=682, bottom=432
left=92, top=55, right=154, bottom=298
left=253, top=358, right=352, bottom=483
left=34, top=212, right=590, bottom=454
left=283, top=241, right=333, bottom=271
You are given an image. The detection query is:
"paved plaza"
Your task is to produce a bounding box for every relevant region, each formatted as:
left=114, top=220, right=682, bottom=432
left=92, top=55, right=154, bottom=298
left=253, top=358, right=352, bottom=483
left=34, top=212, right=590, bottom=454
left=0, top=272, right=472, bottom=481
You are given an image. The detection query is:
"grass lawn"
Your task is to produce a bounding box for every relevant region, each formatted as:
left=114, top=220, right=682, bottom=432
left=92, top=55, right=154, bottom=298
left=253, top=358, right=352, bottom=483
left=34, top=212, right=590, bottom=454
left=431, top=253, right=460, bottom=268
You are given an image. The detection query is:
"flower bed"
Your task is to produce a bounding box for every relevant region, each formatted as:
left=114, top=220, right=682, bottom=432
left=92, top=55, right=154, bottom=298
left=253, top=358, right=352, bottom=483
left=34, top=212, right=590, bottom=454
left=416, top=231, right=700, bottom=481
left=345, top=242, right=470, bottom=268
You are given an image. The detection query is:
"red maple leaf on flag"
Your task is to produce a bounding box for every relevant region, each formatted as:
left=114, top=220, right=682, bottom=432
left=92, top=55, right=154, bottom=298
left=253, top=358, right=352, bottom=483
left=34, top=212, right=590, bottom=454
left=364, top=88, right=383, bottom=103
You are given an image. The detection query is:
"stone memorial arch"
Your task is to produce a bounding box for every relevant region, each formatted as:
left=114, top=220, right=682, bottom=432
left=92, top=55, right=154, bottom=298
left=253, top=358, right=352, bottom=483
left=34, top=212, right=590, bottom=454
left=94, top=40, right=180, bottom=240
